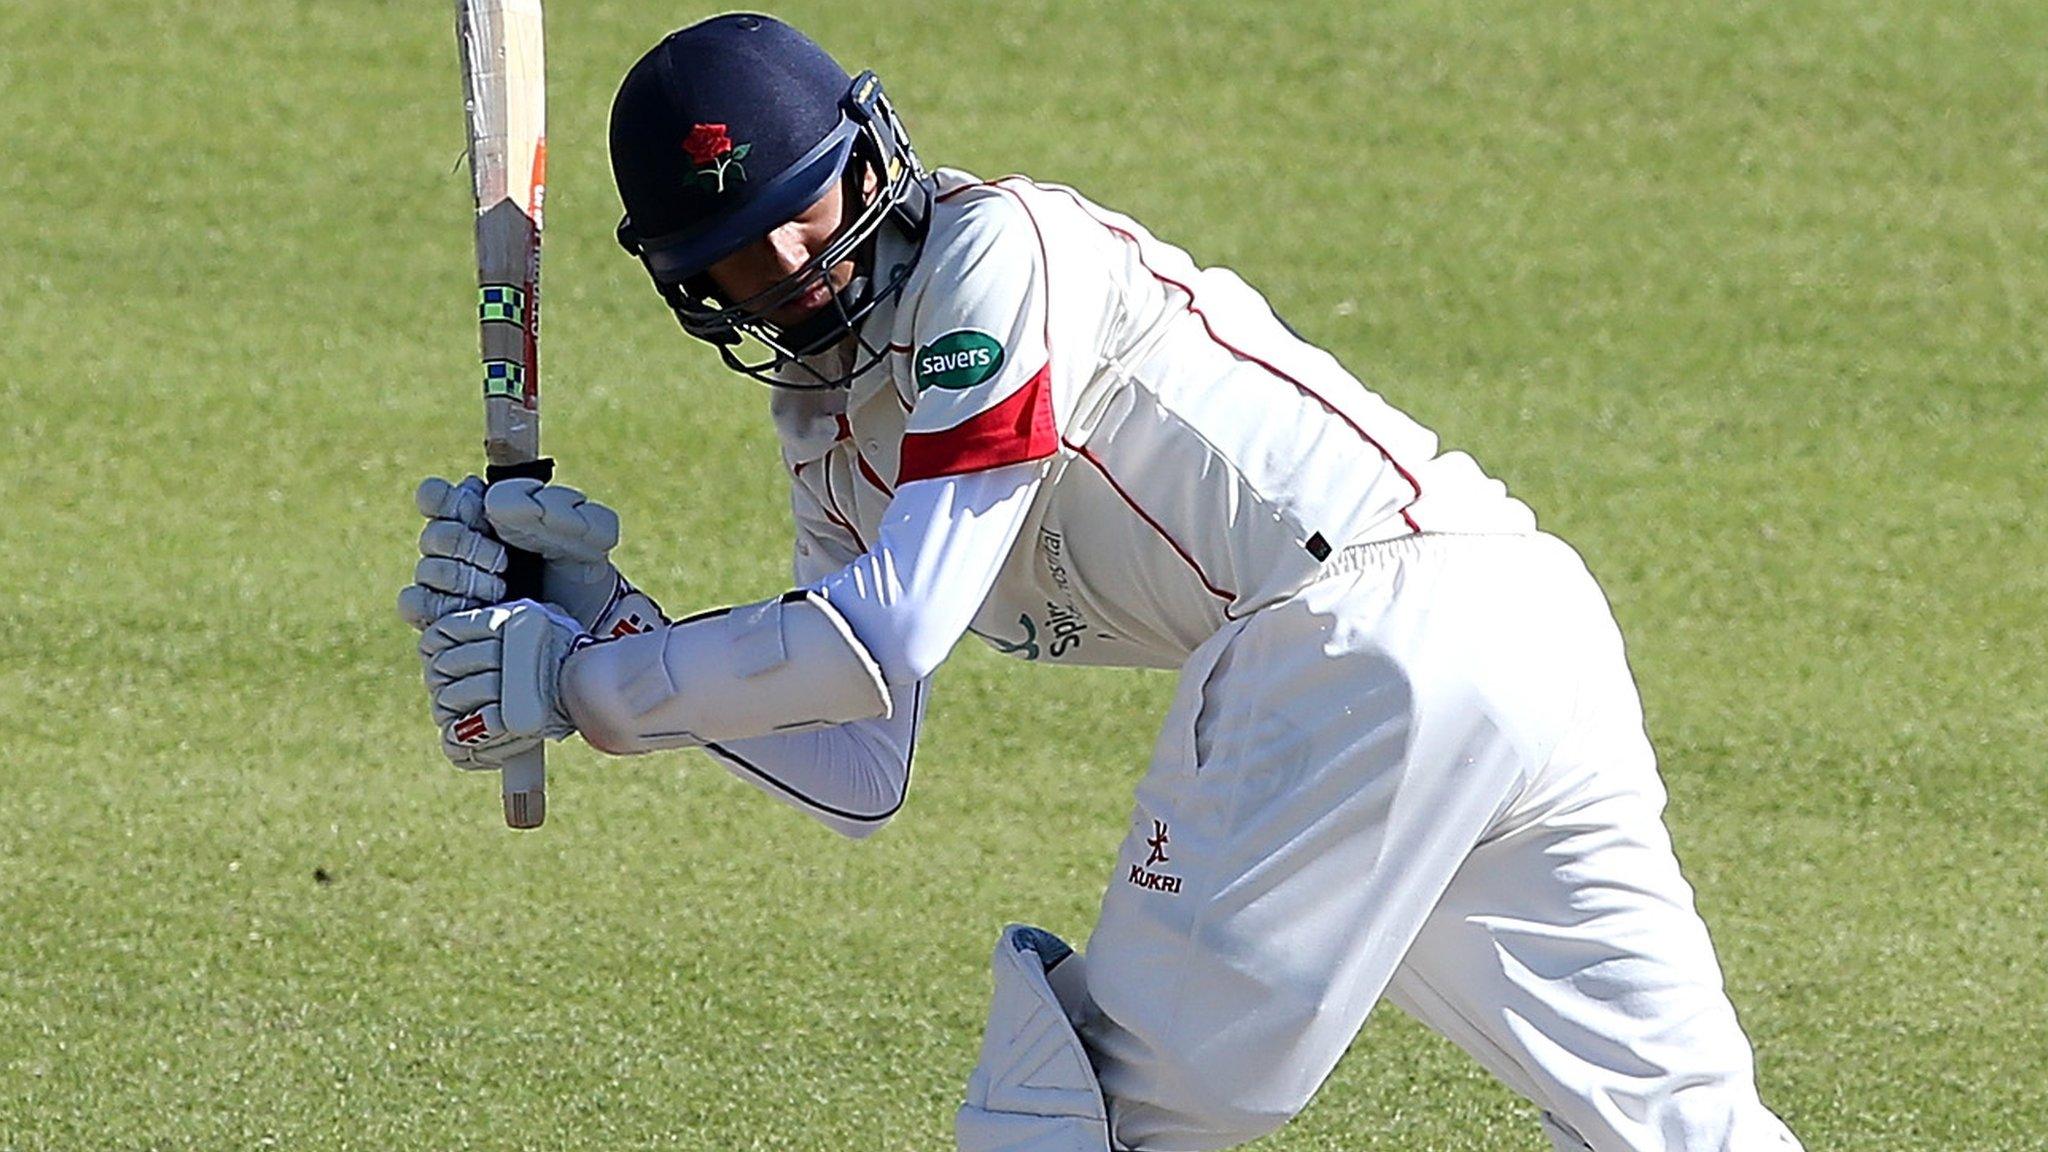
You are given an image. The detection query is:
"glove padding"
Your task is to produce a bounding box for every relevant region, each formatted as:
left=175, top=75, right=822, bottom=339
left=399, top=476, right=508, bottom=629
left=481, top=477, right=624, bottom=629
left=398, top=475, right=662, bottom=635
left=420, top=600, right=582, bottom=771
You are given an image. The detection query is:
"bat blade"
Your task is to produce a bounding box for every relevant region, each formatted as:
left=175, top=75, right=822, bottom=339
left=459, top=0, right=552, bottom=828
left=460, top=0, right=545, bottom=463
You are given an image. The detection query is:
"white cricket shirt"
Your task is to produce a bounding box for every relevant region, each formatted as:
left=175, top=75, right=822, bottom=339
left=708, top=170, right=1536, bottom=834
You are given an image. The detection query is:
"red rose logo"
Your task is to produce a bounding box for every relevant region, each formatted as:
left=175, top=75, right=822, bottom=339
left=681, top=123, right=733, bottom=165
left=682, top=124, right=752, bottom=193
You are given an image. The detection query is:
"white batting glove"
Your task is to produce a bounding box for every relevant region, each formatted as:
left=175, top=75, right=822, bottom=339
left=419, top=600, right=583, bottom=771
left=479, top=478, right=645, bottom=633
left=398, top=476, right=508, bottom=629
left=396, top=476, right=666, bottom=637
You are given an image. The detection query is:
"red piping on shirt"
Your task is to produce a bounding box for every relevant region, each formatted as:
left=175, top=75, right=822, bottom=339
left=1067, top=441, right=1239, bottom=611
left=816, top=458, right=868, bottom=552
left=927, top=177, right=1244, bottom=609
left=855, top=448, right=896, bottom=498
left=1042, top=182, right=1424, bottom=534
left=833, top=408, right=898, bottom=497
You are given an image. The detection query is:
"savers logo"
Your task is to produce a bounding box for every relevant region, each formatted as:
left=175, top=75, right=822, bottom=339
left=913, top=330, right=1005, bottom=391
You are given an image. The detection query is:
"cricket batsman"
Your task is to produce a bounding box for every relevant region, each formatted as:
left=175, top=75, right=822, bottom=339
left=400, top=14, right=1806, bottom=1150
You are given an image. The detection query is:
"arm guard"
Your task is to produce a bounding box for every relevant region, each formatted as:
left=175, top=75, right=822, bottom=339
left=560, top=589, right=891, bottom=755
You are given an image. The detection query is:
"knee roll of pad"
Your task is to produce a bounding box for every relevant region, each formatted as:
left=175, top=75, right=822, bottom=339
left=956, top=924, right=1113, bottom=1152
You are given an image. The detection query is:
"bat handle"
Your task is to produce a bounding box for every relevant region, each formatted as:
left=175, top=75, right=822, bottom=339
left=501, top=744, right=547, bottom=829
left=487, top=458, right=556, bottom=829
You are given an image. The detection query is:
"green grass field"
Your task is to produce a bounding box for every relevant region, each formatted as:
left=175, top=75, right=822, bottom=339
left=3, top=1, right=2044, bottom=1147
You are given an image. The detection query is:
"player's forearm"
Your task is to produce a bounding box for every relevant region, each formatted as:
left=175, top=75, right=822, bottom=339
left=559, top=464, right=1031, bottom=761
left=544, top=582, right=925, bottom=837
left=705, top=678, right=927, bottom=839
left=561, top=590, right=893, bottom=753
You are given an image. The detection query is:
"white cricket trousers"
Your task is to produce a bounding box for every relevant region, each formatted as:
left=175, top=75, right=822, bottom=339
left=1075, top=532, right=1802, bottom=1151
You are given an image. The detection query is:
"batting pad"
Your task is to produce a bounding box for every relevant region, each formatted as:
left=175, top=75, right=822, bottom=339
left=956, top=925, right=1113, bottom=1152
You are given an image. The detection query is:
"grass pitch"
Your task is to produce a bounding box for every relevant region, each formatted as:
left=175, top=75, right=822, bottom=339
left=3, top=1, right=2043, bottom=1148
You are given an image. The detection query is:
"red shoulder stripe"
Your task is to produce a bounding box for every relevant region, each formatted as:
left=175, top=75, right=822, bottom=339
left=897, top=364, right=1056, bottom=484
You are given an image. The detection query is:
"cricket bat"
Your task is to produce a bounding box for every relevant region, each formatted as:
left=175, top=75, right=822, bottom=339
left=457, top=0, right=552, bottom=828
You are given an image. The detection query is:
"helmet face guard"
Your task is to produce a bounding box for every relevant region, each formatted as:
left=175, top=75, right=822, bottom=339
left=617, top=71, right=932, bottom=390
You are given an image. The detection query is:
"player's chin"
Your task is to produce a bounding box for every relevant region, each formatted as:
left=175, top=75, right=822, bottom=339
left=765, top=286, right=836, bottom=329
left=766, top=303, right=826, bottom=329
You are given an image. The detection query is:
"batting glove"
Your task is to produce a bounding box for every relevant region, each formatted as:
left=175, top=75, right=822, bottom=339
left=420, top=600, right=583, bottom=771
left=398, top=476, right=506, bottom=629
left=481, top=478, right=665, bottom=637
left=396, top=476, right=666, bottom=638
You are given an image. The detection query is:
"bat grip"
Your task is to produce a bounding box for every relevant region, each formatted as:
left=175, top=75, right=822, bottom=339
left=486, top=457, right=555, bottom=828
left=485, top=457, right=557, bottom=600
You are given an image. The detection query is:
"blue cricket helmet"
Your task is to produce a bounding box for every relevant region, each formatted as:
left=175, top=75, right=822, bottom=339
left=610, top=13, right=932, bottom=388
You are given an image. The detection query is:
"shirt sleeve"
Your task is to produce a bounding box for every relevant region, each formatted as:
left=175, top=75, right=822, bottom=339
left=809, top=459, right=1043, bottom=684
left=701, top=678, right=929, bottom=840
left=710, top=191, right=1055, bottom=840
left=897, top=190, right=1059, bottom=484
left=693, top=463, right=929, bottom=842
left=698, top=461, right=1038, bottom=839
